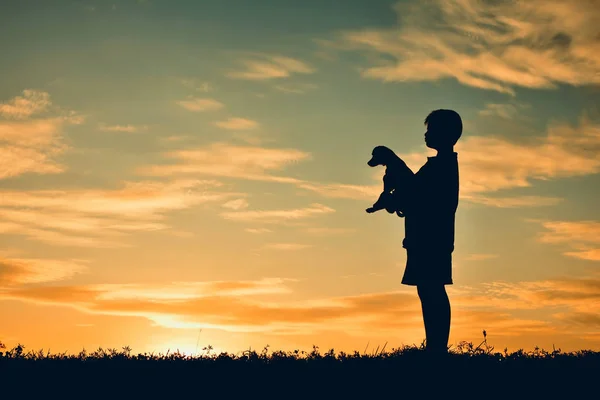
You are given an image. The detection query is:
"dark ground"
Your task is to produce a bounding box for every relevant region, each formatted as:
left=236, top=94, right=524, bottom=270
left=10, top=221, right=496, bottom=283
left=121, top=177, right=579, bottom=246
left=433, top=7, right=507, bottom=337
left=1, top=343, right=598, bottom=399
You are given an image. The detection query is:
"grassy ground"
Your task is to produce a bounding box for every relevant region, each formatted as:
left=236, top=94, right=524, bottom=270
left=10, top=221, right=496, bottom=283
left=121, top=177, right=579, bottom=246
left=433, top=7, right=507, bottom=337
left=1, top=340, right=598, bottom=398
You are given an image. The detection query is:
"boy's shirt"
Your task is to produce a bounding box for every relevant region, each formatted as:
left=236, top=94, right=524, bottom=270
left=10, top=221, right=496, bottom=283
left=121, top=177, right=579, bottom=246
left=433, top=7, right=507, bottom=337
left=400, top=152, right=459, bottom=254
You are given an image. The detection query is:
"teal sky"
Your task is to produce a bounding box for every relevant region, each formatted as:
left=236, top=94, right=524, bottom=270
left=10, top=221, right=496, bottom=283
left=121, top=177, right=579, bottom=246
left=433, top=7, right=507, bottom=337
left=1, top=0, right=599, bottom=355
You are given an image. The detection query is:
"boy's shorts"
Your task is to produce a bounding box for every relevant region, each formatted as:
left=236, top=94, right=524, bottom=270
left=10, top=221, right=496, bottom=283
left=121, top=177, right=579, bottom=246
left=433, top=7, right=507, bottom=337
left=401, top=249, right=453, bottom=286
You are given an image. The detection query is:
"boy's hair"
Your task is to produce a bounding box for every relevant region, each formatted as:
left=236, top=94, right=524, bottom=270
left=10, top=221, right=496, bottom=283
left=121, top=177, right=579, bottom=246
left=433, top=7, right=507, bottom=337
left=424, top=109, right=462, bottom=145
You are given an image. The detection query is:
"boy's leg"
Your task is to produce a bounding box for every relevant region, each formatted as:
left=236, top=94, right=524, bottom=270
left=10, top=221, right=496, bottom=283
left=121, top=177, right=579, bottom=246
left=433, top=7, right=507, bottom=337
left=417, top=283, right=451, bottom=353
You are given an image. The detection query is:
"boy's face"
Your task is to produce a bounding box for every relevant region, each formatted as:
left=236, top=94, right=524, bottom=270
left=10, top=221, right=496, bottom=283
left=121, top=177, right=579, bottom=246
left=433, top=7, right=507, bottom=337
left=424, top=123, right=444, bottom=150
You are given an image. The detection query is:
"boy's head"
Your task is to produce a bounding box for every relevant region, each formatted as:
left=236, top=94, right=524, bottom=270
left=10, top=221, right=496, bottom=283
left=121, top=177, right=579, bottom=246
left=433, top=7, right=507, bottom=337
left=424, top=109, right=462, bottom=150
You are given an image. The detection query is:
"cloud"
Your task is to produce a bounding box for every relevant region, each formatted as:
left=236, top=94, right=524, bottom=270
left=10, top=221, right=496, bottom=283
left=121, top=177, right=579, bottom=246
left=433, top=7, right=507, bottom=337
left=4, top=274, right=594, bottom=342
left=245, top=228, right=273, bottom=234
left=138, top=142, right=310, bottom=182
left=0, top=90, right=84, bottom=180
left=479, top=102, right=531, bottom=119
left=0, top=278, right=420, bottom=333
left=100, top=124, right=148, bottom=133
left=0, top=256, right=88, bottom=286
left=297, top=182, right=381, bottom=200
left=303, top=227, right=356, bottom=236
left=214, top=117, right=259, bottom=130
left=0, top=117, right=75, bottom=180
left=262, top=243, right=312, bottom=251
left=0, top=179, right=240, bottom=247
left=137, top=141, right=384, bottom=206
left=177, top=97, right=224, bottom=112
left=227, top=54, right=315, bottom=80
left=468, top=196, right=563, bottom=208
left=220, top=203, right=335, bottom=224
left=0, top=89, right=50, bottom=119
left=470, top=277, right=600, bottom=315
left=534, top=220, right=600, bottom=261
left=330, top=0, right=600, bottom=94
left=178, top=78, right=213, bottom=93
left=464, top=254, right=499, bottom=261
left=222, top=198, right=249, bottom=210
left=274, top=83, right=319, bottom=94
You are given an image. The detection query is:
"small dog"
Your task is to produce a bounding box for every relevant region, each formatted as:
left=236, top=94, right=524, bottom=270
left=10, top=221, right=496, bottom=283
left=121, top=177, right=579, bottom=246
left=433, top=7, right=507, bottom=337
left=366, top=145, right=413, bottom=217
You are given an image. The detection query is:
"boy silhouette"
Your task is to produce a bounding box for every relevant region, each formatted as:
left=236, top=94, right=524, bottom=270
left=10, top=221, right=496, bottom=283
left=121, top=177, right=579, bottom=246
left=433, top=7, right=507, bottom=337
left=396, top=109, right=461, bottom=355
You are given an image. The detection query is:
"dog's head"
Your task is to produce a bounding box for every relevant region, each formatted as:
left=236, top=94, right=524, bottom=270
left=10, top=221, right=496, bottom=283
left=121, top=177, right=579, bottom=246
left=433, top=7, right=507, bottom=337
left=368, top=145, right=394, bottom=167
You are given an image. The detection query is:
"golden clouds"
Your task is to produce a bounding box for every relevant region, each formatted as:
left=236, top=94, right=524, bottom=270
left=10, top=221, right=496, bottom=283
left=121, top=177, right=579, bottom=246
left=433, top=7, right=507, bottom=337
left=3, top=272, right=597, bottom=344
left=274, top=83, right=319, bottom=94
left=220, top=203, right=334, bottom=223
left=99, top=124, right=149, bottom=133
left=334, top=0, right=600, bottom=94
left=0, top=257, right=88, bottom=286
left=0, top=277, right=418, bottom=333
left=227, top=54, right=315, bottom=80
left=0, top=89, right=50, bottom=119
left=262, top=243, right=313, bottom=251
left=138, top=142, right=310, bottom=182
left=176, top=97, right=225, bottom=112
left=0, top=90, right=83, bottom=179
left=535, top=220, right=600, bottom=261
left=0, top=180, right=238, bottom=247
left=214, top=117, right=259, bottom=130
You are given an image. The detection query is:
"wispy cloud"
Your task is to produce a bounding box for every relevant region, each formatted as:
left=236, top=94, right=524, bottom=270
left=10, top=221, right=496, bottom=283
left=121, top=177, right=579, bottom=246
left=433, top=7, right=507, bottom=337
left=178, top=78, right=213, bottom=92
left=331, top=0, right=600, bottom=94
left=534, top=220, right=600, bottom=261
left=222, top=198, right=249, bottom=210
left=470, top=277, right=600, bottom=315
left=245, top=228, right=273, bottom=234
left=220, top=203, right=335, bottom=224
left=274, top=83, right=319, bottom=94
left=3, top=275, right=593, bottom=340
left=469, top=196, right=564, bottom=208
left=479, top=102, right=531, bottom=119
left=214, top=117, right=259, bottom=130
left=227, top=54, right=315, bottom=80
left=0, top=90, right=83, bottom=180
left=464, top=254, right=499, bottom=261
left=0, top=256, right=88, bottom=286
left=262, top=243, right=313, bottom=251
left=0, top=279, right=418, bottom=333
left=100, top=124, right=148, bottom=133
left=303, top=227, right=356, bottom=236
left=0, top=89, right=50, bottom=119
left=297, top=182, right=380, bottom=200
left=138, top=142, right=310, bottom=182
left=177, top=97, right=224, bottom=112
left=0, top=179, right=240, bottom=247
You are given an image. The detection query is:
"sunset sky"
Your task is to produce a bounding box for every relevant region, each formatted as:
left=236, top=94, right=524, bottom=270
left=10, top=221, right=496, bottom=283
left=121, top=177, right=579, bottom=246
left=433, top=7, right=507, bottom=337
left=1, top=0, right=599, bottom=356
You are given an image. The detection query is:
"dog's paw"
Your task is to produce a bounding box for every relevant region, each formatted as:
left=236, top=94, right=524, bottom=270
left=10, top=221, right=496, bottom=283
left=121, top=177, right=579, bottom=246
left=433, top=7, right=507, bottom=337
left=365, top=208, right=375, bottom=213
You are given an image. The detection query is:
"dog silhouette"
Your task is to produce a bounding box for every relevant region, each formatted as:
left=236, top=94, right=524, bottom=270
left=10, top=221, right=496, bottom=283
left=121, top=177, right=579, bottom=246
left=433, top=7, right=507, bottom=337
left=366, top=145, right=413, bottom=217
